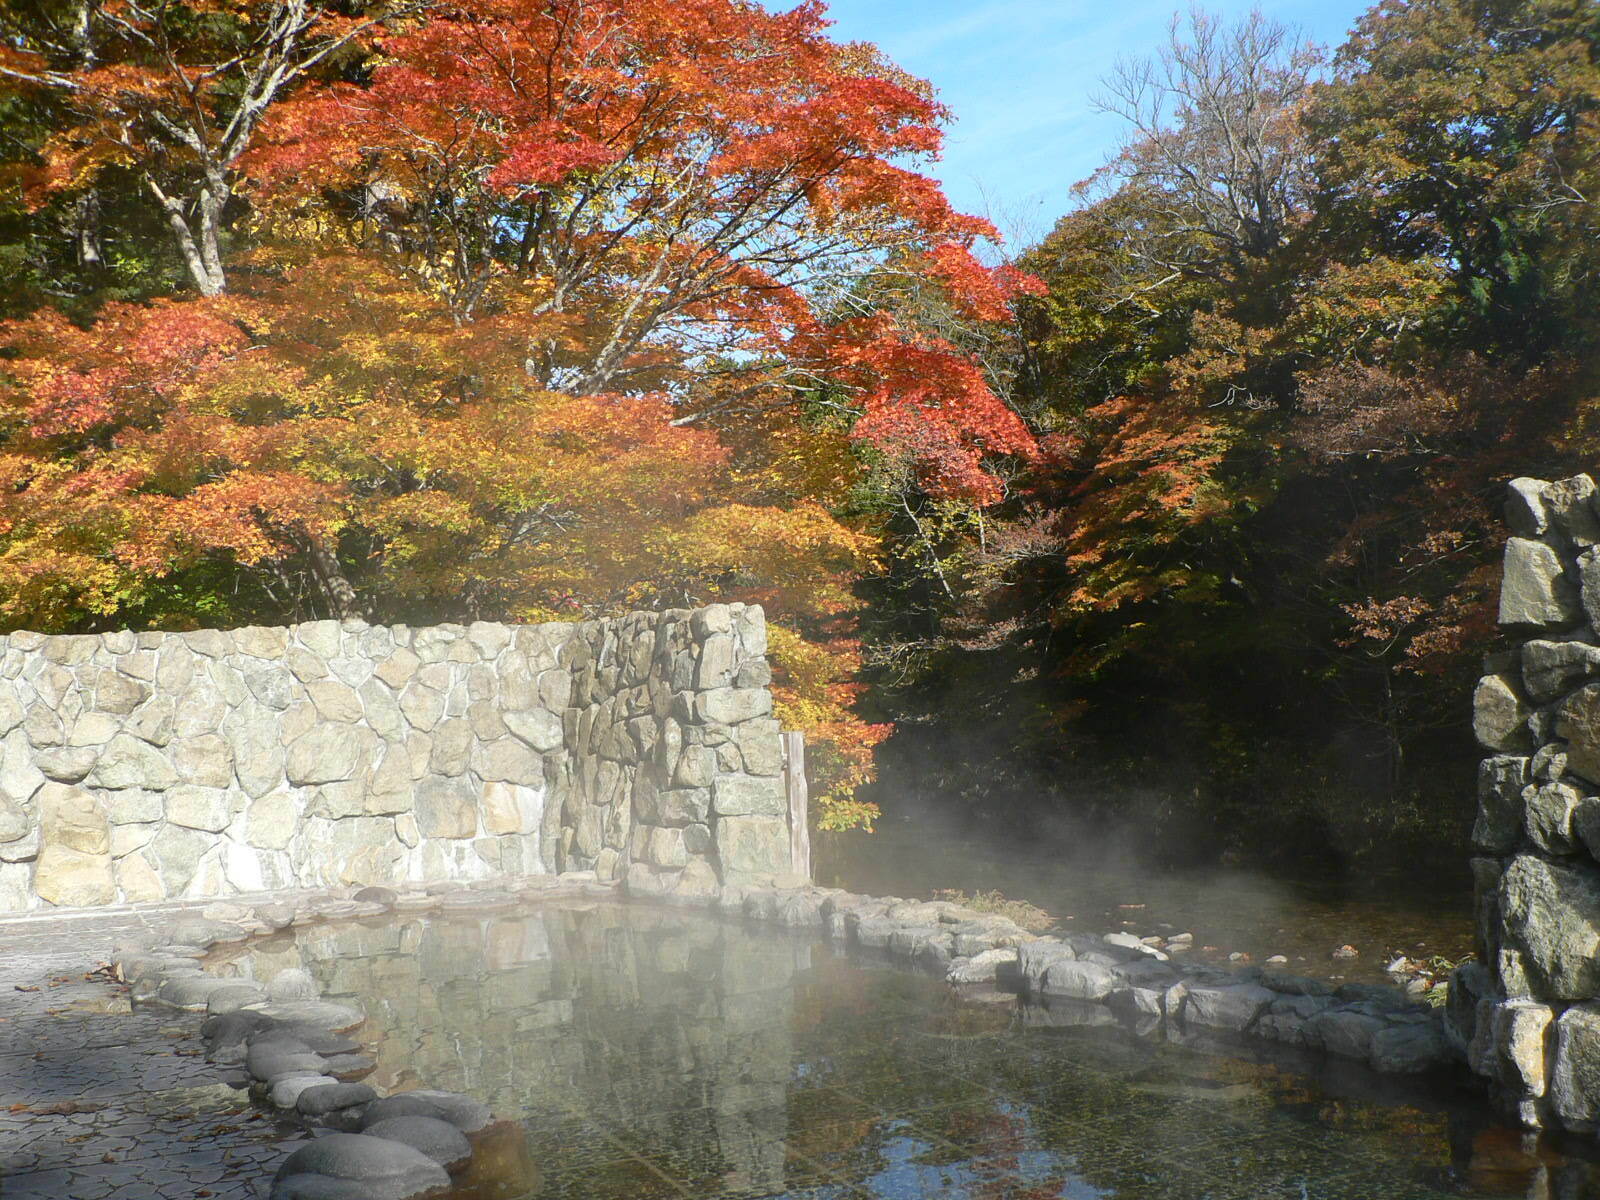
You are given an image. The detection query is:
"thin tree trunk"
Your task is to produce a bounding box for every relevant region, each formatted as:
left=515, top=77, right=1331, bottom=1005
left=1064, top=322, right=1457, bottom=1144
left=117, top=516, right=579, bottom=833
left=307, top=540, right=365, bottom=620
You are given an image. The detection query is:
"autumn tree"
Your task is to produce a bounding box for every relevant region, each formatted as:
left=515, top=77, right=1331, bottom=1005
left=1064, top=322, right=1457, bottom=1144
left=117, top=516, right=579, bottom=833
left=0, top=0, right=1045, bottom=828
left=0, top=1, right=425, bottom=296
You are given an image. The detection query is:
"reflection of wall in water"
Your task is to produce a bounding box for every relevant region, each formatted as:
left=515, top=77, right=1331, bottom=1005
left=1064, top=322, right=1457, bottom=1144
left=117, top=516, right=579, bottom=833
left=224, top=905, right=807, bottom=1193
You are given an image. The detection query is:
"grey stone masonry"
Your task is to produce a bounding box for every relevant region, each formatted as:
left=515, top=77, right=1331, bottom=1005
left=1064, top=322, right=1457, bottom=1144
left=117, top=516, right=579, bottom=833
left=1463, top=472, right=1600, bottom=1133
left=0, top=603, right=793, bottom=911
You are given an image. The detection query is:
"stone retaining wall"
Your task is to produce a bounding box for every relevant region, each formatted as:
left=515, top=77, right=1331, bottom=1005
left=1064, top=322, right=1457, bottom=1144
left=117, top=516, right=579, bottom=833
left=0, top=603, right=792, bottom=911
left=1462, top=472, right=1600, bottom=1131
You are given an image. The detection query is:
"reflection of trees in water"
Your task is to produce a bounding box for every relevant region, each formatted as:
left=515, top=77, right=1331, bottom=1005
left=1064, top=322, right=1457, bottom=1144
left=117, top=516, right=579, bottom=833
left=218, top=905, right=1600, bottom=1200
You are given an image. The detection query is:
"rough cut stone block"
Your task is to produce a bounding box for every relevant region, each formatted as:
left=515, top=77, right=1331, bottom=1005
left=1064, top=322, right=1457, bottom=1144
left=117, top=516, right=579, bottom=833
left=1474, top=674, right=1533, bottom=753
left=482, top=781, right=541, bottom=836
left=471, top=738, right=541, bottom=785
left=90, top=733, right=179, bottom=790
left=286, top=725, right=363, bottom=786
left=114, top=849, right=165, bottom=902
left=1500, top=853, right=1600, bottom=1000
left=34, top=843, right=114, bottom=906
left=38, top=781, right=109, bottom=855
left=715, top=815, right=787, bottom=876
left=92, top=671, right=150, bottom=715
left=696, top=687, right=772, bottom=725
left=656, top=788, right=710, bottom=825
left=166, top=786, right=233, bottom=832
left=1369, top=1021, right=1453, bottom=1074
left=415, top=776, right=478, bottom=840
left=1500, top=537, right=1581, bottom=629
left=1523, top=639, right=1600, bottom=703
left=1524, top=781, right=1582, bottom=854
left=1494, top=999, right=1553, bottom=1098
left=711, top=774, right=784, bottom=817
left=1552, top=1002, right=1600, bottom=1129
left=173, top=734, right=236, bottom=789
left=1557, top=682, right=1600, bottom=784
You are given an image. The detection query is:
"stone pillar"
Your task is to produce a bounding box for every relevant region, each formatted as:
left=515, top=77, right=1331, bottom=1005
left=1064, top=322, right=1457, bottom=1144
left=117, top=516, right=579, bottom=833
left=1461, top=473, right=1600, bottom=1132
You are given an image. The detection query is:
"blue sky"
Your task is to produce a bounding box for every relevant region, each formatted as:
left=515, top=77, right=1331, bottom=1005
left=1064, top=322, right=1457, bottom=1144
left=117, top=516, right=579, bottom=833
left=820, top=0, right=1375, bottom=247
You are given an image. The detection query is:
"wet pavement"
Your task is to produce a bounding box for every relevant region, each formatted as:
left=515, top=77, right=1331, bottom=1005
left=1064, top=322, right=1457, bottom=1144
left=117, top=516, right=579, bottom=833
left=0, top=904, right=285, bottom=1200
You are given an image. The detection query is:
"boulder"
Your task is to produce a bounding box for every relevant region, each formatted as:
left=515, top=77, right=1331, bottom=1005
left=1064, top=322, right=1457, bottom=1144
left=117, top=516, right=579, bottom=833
left=1182, top=984, right=1273, bottom=1034
left=1558, top=683, right=1600, bottom=784
left=1308, top=1009, right=1387, bottom=1060
left=359, top=1090, right=493, bottom=1135
left=1500, top=854, right=1600, bottom=1000
left=1369, top=1021, right=1454, bottom=1074
left=268, top=968, right=319, bottom=1003
left=1551, top=1002, right=1600, bottom=1129
left=1475, top=756, right=1529, bottom=853
left=1523, top=781, right=1582, bottom=854
left=362, top=1116, right=472, bottom=1172
left=297, top=1082, right=379, bottom=1118
left=1523, top=639, right=1600, bottom=703
left=271, top=1133, right=451, bottom=1200
left=1038, top=959, right=1118, bottom=1002
left=947, top=947, right=1019, bottom=985
left=1499, top=537, right=1581, bottom=630
left=1474, top=674, right=1533, bottom=753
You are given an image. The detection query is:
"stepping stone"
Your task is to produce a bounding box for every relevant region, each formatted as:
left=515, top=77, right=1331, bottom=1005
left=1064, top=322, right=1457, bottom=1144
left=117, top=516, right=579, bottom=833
left=120, top=955, right=202, bottom=982
left=207, top=982, right=269, bottom=1014
left=323, top=1053, right=376, bottom=1081
left=271, top=1073, right=338, bottom=1108
left=247, top=1040, right=325, bottom=1082
left=251, top=1024, right=363, bottom=1055
left=297, top=1082, right=379, bottom=1118
left=363, top=1116, right=472, bottom=1172
left=271, top=1175, right=385, bottom=1199
left=272, top=1133, right=450, bottom=1200
left=156, top=976, right=239, bottom=1010
left=360, top=1090, right=493, bottom=1135
left=259, top=1000, right=365, bottom=1032
left=205, top=1008, right=275, bottom=1039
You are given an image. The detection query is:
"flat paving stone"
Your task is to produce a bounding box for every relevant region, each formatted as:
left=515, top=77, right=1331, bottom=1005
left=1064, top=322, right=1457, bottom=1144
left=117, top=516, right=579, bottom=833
left=0, top=898, right=325, bottom=1200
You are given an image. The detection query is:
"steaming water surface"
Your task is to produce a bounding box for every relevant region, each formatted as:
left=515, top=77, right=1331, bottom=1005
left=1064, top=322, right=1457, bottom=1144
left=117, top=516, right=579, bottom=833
left=821, top=819, right=1477, bottom=986
left=212, top=901, right=1589, bottom=1199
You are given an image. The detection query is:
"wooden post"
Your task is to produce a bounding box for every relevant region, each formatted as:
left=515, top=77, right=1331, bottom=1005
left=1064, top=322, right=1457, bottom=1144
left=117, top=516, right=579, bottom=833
left=782, top=731, right=811, bottom=881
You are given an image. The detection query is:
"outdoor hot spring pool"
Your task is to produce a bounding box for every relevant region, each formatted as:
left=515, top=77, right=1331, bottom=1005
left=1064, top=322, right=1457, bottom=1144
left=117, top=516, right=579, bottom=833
left=206, top=901, right=1597, bottom=1200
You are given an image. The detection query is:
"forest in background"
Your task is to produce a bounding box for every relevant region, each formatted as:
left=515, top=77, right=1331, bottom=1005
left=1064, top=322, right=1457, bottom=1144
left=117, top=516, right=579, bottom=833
left=863, top=0, right=1600, bottom=875
left=0, top=0, right=1597, bottom=875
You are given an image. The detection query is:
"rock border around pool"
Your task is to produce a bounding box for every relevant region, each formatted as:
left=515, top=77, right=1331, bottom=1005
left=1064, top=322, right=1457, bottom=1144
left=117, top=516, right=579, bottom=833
left=112, top=870, right=1461, bottom=1200
left=692, top=879, right=1462, bottom=1077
